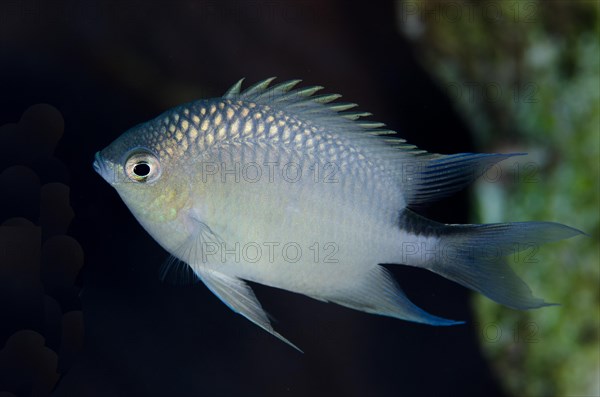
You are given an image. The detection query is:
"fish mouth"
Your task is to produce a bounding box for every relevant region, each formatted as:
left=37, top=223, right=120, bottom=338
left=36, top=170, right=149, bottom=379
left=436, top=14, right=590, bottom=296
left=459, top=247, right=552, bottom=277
left=93, top=151, right=103, bottom=174
left=93, top=151, right=113, bottom=183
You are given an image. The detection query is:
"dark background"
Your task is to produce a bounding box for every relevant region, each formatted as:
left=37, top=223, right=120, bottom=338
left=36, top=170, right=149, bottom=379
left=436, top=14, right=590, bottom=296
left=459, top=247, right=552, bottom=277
left=0, top=1, right=525, bottom=396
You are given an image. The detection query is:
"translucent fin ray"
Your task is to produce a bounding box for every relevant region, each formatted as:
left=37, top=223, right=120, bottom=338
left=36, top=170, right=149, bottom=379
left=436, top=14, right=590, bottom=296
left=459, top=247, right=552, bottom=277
left=159, top=255, right=201, bottom=285
left=399, top=209, right=585, bottom=309
left=196, top=268, right=303, bottom=352
left=235, top=77, right=278, bottom=98
left=173, top=215, right=301, bottom=352
left=326, top=266, right=462, bottom=326
left=401, top=153, right=522, bottom=206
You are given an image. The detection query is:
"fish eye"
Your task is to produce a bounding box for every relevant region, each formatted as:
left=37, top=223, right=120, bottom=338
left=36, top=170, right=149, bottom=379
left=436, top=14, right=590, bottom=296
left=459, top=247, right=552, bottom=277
left=133, top=162, right=151, bottom=177
left=125, top=151, right=161, bottom=183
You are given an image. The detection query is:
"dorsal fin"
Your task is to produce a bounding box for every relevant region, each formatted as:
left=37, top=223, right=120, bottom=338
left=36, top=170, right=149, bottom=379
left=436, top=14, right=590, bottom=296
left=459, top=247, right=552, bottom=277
left=221, top=78, right=523, bottom=207
left=231, top=77, right=277, bottom=98
left=222, top=77, right=393, bottom=138
left=399, top=152, right=524, bottom=207
left=222, top=78, right=245, bottom=97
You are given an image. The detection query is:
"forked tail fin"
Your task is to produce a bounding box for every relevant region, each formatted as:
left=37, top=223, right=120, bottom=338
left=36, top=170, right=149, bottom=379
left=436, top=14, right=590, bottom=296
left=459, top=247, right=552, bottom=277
left=399, top=210, right=585, bottom=309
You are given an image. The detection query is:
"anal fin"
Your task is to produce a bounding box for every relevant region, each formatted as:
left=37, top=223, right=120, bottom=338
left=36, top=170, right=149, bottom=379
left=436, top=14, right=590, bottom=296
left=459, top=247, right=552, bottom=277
left=327, top=265, right=463, bottom=326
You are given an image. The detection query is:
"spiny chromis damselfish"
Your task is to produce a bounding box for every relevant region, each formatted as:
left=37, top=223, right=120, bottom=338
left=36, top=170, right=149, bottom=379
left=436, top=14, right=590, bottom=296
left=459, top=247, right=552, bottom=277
left=93, top=77, right=585, bottom=352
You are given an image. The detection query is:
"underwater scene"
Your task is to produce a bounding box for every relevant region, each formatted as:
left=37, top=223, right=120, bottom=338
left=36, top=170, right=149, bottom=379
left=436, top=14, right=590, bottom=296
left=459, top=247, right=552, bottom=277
left=1, top=1, right=598, bottom=396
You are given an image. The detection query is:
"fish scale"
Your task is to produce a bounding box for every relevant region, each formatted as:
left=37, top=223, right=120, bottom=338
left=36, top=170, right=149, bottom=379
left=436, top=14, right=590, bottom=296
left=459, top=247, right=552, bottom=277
left=165, top=100, right=394, bottom=216
left=94, top=77, right=584, bottom=351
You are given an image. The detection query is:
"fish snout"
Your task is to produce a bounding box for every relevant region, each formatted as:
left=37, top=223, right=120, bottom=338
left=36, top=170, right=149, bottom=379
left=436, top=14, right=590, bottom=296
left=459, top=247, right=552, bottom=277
left=93, top=151, right=114, bottom=183
left=93, top=152, right=104, bottom=174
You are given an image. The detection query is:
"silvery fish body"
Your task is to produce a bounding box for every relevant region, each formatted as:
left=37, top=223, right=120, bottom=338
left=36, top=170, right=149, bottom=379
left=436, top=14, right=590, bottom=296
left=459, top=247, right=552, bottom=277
left=94, top=78, right=582, bottom=350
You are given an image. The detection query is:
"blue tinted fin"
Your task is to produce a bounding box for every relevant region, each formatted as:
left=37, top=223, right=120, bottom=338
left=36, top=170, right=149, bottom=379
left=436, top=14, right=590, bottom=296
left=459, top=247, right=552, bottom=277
left=195, top=268, right=303, bottom=352
left=325, top=266, right=463, bottom=326
left=170, top=215, right=302, bottom=351
left=400, top=152, right=524, bottom=207
left=404, top=212, right=586, bottom=309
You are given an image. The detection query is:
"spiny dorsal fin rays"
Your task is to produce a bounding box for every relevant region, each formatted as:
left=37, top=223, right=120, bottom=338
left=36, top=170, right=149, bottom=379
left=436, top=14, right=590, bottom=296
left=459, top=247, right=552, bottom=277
left=327, top=103, right=358, bottom=112
left=367, top=129, right=398, bottom=136
left=358, top=121, right=386, bottom=129
left=311, top=93, right=342, bottom=104
left=224, top=78, right=408, bottom=140
left=341, top=111, right=373, bottom=120
left=224, top=77, right=365, bottom=118
left=223, top=78, right=245, bottom=98
left=381, top=140, right=411, bottom=148
left=235, top=77, right=278, bottom=98
left=222, top=77, right=420, bottom=152
left=276, top=85, right=324, bottom=102
left=254, top=79, right=303, bottom=102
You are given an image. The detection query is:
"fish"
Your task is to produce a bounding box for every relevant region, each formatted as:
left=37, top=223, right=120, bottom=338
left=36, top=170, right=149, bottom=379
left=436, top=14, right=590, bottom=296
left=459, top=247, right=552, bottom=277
left=93, top=77, right=583, bottom=351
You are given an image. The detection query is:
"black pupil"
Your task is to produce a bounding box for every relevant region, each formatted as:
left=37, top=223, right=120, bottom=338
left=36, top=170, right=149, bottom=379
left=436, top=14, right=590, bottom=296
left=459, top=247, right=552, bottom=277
left=133, top=162, right=151, bottom=177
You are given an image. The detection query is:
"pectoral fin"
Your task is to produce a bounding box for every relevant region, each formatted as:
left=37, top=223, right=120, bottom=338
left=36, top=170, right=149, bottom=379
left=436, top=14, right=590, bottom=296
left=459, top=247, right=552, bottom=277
left=195, top=268, right=302, bottom=353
